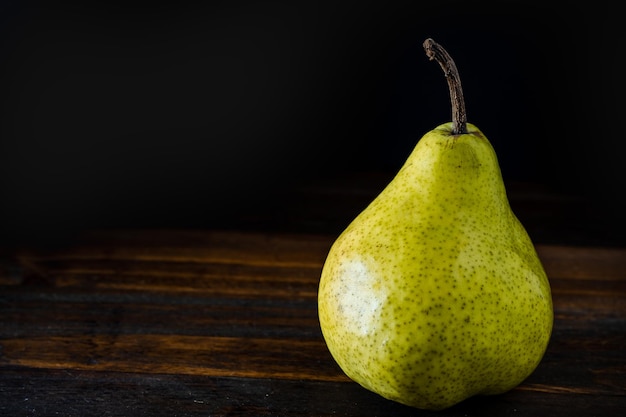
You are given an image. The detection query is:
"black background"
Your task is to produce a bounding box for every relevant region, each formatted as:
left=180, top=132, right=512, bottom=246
left=1, top=1, right=625, bottom=246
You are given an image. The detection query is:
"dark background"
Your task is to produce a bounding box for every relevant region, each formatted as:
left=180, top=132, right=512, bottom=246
left=1, top=1, right=625, bottom=246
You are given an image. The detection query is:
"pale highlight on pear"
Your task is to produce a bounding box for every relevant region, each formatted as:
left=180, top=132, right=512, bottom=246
left=317, top=40, right=553, bottom=411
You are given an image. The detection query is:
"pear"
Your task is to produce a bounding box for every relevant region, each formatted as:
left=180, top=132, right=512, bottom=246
left=317, top=38, right=553, bottom=411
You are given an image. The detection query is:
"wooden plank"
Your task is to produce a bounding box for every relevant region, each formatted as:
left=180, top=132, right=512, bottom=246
left=1, top=368, right=624, bottom=417
left=536, top=245, right=626, bottom=281
left=15, top=260, right=322, bottom=299
left=1, top=314, right=623, bottom=390
left=0, top=334, right=347, bottom=382
left=13, top=231, right=626, bottom=281
left=1, top=302, right=624, bottom=394
left=0, top=297, right=321, bottom=340
left=15, top=230, right=333, bottom=268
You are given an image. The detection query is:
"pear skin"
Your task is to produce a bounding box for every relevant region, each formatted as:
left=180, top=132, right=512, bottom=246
left=318, top=122, right=553, bottom=410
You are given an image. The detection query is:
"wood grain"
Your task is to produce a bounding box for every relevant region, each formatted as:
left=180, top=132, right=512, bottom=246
left=1, top=229, right=625, bottom=416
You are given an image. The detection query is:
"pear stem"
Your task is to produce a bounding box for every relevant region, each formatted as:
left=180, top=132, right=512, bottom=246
left=423, top=38, right=467, bottom=135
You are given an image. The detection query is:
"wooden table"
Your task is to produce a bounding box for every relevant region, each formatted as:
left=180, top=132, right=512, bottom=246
left=1, top=228, right=625, bottom=416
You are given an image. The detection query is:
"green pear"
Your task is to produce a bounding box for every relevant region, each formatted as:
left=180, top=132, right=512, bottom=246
left=317, top=38, right=553, bottom=411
